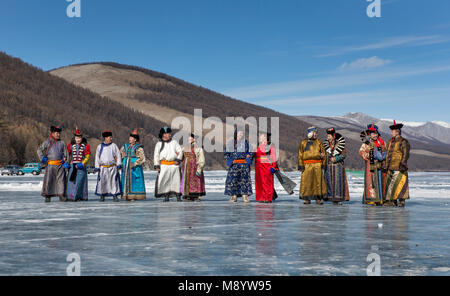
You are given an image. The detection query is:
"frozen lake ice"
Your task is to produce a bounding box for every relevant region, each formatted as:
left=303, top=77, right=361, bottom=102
left=0, top=171, right=449, bottom=276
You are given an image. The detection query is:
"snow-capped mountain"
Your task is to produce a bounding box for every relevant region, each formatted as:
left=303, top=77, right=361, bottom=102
left=297, top=112, right=450, bottom=146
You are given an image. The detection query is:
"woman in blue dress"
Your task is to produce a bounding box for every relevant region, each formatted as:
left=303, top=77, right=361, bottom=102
left=224, top=129, right=254, bottom=203
left=121, top=129, right=146, bottom=201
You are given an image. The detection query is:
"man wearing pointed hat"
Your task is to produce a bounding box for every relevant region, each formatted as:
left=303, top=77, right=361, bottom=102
left=297, top=126, right=327, bottom=205
left=94, top=130, right=122, bottom=202
left=359, top=124, right=387, bottom=205
left=154, top=126, right=183, bottom=202
left=383, top=121, right=411, bottom=207
left=323, top=127, right=350, bottom=205
left=121, top=129, right=146, bottom=202
left=37, top=125, right=69, bottom=202
left=65, top=127, right=91, bottom=201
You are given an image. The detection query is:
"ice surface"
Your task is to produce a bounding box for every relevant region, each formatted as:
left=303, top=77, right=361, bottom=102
left=0, top=171, right=449, bottom=276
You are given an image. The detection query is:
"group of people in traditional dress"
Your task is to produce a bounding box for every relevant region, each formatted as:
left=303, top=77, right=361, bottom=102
left=154, top=126, right=206, bottom=202
left=36, top=121, right=410, bottom=207
left=296, top=121, right=410, bottom=207
left=37, top=125, right=206, bottom=203
left=359, top=121, right=411, bottom=207
left=296, top=126, right=350, bottom=205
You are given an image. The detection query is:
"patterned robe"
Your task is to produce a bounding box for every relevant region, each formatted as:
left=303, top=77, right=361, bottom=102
left=359, top=139, right=387, bottom=205
left=255, top=144, right=277, bottom=202
left=298, top=138, right=327, bottom=201
left=66, top=140, right=91, bottom=201
left=224, top=139, right=253, bottom=197
left=180, top=145, right=206, bottom=199
left=121, top=143, right=146, bottom=200
left=95, top=143, right=122, bottom=197
left=384, top=135, right=410, bottom=201
left=323, top=134, right=350, bottom=202
left=37, top=137, right=68, bottom=198
left=154, top=139, right=183, bottom=198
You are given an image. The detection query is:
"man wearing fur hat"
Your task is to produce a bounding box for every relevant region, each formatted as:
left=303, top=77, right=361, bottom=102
left=121, top=129, right=146, bottom=202
left=297, top=126, right=327, bottom=205
left=154, top=126, right=183, bottom=202
left=323, top=128, right=350, bottom=205
left=94, top=130, right=122, bottom=202
left=65, top=127, right=91, bottom=201
left=383, top=121, right=411, bottom=207
left=37, top=125, right=69, bottom=202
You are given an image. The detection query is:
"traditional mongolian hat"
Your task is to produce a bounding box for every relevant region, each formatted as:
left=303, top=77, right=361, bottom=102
left=307, top=126, right=318, bottom=134
left=50, top=125, right=62, bottom=133
left=74, top=127, right=82, bottom=137
left=389, top=120, right=404, bottom=130
left=158, top=126, right=172, bottom=139
left=366, top=124, right=380, bottom=134
left=102, top=130, right=113, bottom=138
left=130, top=128, right=140, bottom=142
left=327, top=127, right=336, bottom=135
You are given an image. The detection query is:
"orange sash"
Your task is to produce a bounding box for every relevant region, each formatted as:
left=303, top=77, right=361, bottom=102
left=233, top=159, right=247, bottom=164
left=304, top=159, right=322, bottom=164
left=101, top=164, right=116, bottom=168
left=161, top=160, right=177, bottom=165
left=48, top=160, right=62, bottom=166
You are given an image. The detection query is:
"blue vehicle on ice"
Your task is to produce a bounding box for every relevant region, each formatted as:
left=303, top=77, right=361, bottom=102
left=18, top=163, right=43, bottom=175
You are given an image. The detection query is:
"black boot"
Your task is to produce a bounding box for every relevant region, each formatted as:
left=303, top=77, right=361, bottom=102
left=163, top=196, right=169, bottom=202
left=177, top=196, right=182, bottom=202
left=100, top=196, right=105, bottom=202
left=59, top=196, right=67, bottom=202
left=45, top=197, right=51, bottom=203
left=113, top=196, right=119, bottom=202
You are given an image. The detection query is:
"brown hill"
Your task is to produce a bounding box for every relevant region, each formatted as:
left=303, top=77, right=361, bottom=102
left=0, top=52, right=165, bottom=167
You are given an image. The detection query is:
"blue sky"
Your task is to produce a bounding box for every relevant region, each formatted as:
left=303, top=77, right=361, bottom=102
left=1, top=0, right=450, bottom=122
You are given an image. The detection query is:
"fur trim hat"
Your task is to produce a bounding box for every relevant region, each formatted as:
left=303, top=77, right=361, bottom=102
left=102, top=130, right=113, bottom=138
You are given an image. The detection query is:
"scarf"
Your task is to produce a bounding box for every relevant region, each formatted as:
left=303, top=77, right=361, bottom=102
left=373, top=137, right=385, bottom=149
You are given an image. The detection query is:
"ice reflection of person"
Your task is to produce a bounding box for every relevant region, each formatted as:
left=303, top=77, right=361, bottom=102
left=298, top=207, right=331, bottom=269
left=179, top=203, right=208, bottom=260
left=299, top=206, right=350, bottom=271
left=364, top=207, right=410, bottom=270
left=255, top=203, right=276, bottom=256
